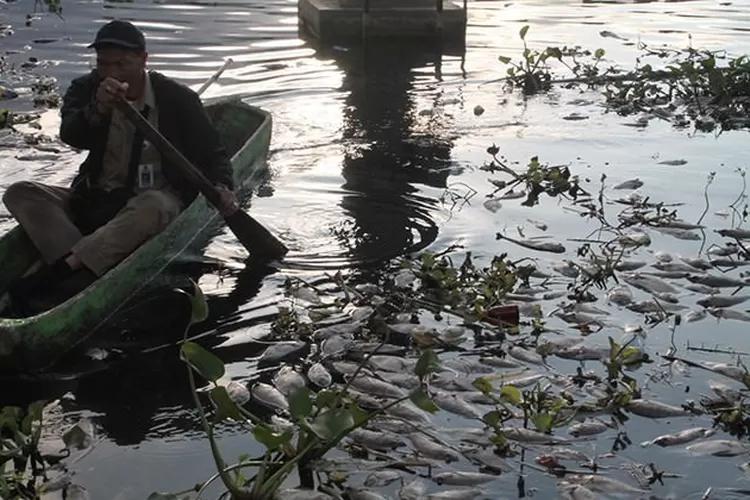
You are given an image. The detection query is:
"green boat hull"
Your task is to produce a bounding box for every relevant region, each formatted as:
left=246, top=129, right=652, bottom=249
left=0, top=97, right=273, bottom=373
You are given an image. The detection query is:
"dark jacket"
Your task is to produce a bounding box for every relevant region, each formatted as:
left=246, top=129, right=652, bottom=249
left=59, top=69, right=234, bottom=206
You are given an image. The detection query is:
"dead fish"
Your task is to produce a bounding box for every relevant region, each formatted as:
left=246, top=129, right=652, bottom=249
left=709, top=380, right=744, bottom=402
left=697, top=361, right=749, bottom=383
left=277, top=488, right=335, bottom=500
left=641, top=427, right=716, bottom=447
left=347, top=428, right=407, bottom=451
left=697, top=295, right=750, bottom=308
left=478, top=356, right=523, bottom=369
left=688, top=273, right=749, bottom=288
left=347, top=488, right=390, bottom=500
left=400, top=478, right=429, bottom=500
left=313, top=322, right=361, bottom=341
left=408, top=433, right=461, bottom=462
left=386, top=401, right=431, bottom=423
left=685, top=284, right=721, bottom=295
left=223, top=381, right=251, bottom=406
left=258, top=341, right=309, bottom=366
left=536, top=336, right=584, bottom=355
left=443, top=357, right=495, bottom=375
left=527, top=218, right=548, bottom=231
left=251, top=383, right=289, bottom=412
left=364, top=470, right=402, bottom=487
left=499, top=427, right=570, bottom=444
left=307, top=362, right=332, bottom=388
left=64, top=485, right=91, bottom=500
left=427, top=488, right=485, bottom=500
left=434, top=471, right=499, bottom=486
left=613, top=178, right=643, bottom=190
left=661, top=219, right=705, bottom=230
left=432, top=391, right=483, bottom=419
left=440, top=326, right=468, bottom=345
left=545, top=448, right=590, bottom=461
left=348, top=375, right=405, bottom=398
left=558, top=482, right=597, bottom=500
left=625, top=399, right=690, bottom=418
left=331, top=360, right=370, bottom=376
left=685, top=309, right=707, bottom=322
left=291, top=286, right=321, bottom=304
left=680, top=256, right=713, bottom=270
left=606, top=285, right=633, bottom=306
left=380, top=372, right=420, bottom=389
left=553, top=260, right=579, bottom=278
left=622, top=273, right=678, bottom=295
left=369, top=418, right=417, bottom=435
left=566, top=474, right=648, bottom=494
left=653, top=226, right=701, bottom=240
left=618, top=232, right=651, bottom=247
left=62, top=419, right=95, bottom=450
left=686, top=439, right=750, bottom=456
left=710, top=258, right=750, bottom=268
left=273, top=366, right=307, bottom=396
left=431, top=374, right=478, bottom=392
left=496, top=233, right=566, bottom=254
left=321, top=334, right=354, bottom=357
left=347, top=305, right=374, bottom=322
left=554, top=345, right=608, bottom=361
left=613, top=260, right=647, bottom=271
left=716, top=228, right=750, bottom=240
left=708, top=307, right=750, bottom=322
left=653, top=261, right=702, bottom=273
left=568, top=418, right=611, bottom=437
left=508, top=345, right=545, bottom=365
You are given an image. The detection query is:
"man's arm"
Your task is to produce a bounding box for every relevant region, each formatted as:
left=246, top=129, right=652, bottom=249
left=182, top=89, right=235, bottom=191
left=59, top=73, right=109, bottom=150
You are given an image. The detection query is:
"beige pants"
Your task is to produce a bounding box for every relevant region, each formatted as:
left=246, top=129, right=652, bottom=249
left=3, top=181, right=182, bottom=277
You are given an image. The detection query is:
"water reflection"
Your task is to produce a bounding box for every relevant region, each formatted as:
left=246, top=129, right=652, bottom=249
left=325, top=40, right=464, bottom=267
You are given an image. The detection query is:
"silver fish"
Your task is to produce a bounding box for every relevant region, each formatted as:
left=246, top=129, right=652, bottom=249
left=622, top=273, right=678, bottom=295
left=478, top=356, right=523, bottom=369
left=606, top=285, right=632, bottom=306
left=400, top=478, right=429, bottom=500
left=499, top=427, right=570, bottom=444
left=434, top=471, right=499, bottom=486
left=367, top=355, right=416, bottom=373
left=347, top=305, right=375, bottom=322
left=688, top=274, right=749, bottom=288
left=432, top=392, right=483, bottom=419
left=710, top=258, right=750, bottom=268
left=508, top=345, right=545, bottom=365
left=625, top=399, right=689, bottom=418
left=251, top=383, right=289, bottom=412
left=613, top=260, right=647, bottom=271
left=716, top=228, right=750, bottom=240
left=709, top=307, right=750, bottom=322
left=697, top=295, right=750, bottom=308
left=686, top=439, right=750, bottom=456
left=496, top=233, right=566, bottom=254
left=618, top=231, right=651, bottom=246
left=685, top=283, right=721, bottom=295
left=321, top=334, right=354, bottom=357
left=277, top=488, right=335, bottom=500
left=709, top=380, right=744, bottom=402
left=568, top=418, right=611, bottom=437
left=364, top=470, right=402, bottom=487
left=554, top=345, right=607, bottom=361
left=258, top=341, right=309, bottom=365
left=613, top=178, right=643, bottom=190
left=427, top=488, right=485, bottom=500
left=64, top=485, right=91, bottom=500
left=273, top=366, right=307, bottom=396
left=558, top=482, right=596, bottom=500
left=307, top=363, right=332, bottom=388
left=348, top=428, right=407, bottom=450
left=380, top=372, right=420, bottom=390
left=680, top=256, right=713, bottom=270
left=653, top=226, right=701, bottom=240
left=566, top=474, right=648, bottom=494
left=348, top=375, right=405, bottom=399
left=641, top=427, right=716, bottom=447
left=386, top=401, right=431, bottom=423
left=408, top=433, right=461, bottom=462
left=313, top=322, right=361, bottom=341
left=368, top=418, right=418, bottom=435
left=685, top=309, right=707, bottom=322
left=347, top=488, right=389, bottom=500
left=527, top=218, right=548, bottom=231
left=443, top=357, right=495, bottom=374
left=553, top=260, right=579, bottom=278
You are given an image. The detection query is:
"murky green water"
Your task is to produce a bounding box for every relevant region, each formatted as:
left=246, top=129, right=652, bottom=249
left=3, top=0, right=750, bottom=497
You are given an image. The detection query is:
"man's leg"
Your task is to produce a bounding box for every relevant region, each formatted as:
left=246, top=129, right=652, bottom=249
left=2, top=180, right=83, bottom=264
left=71, top=189, right=183, bottom=278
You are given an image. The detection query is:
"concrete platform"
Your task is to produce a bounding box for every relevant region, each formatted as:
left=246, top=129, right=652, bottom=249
left=298, top=0, right=467, bottom=45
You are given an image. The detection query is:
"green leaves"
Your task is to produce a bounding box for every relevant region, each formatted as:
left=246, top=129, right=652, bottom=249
left=306, top=409, right=354, bottom=441
left=288, top=387, right=313, bottom=420
left=210, top=386, right=243, bottom=422
left=519, top=25, right=529, bottom=40
left=500, top=385, right=522, bottom=406
left=252, top=424, right=291, bottom=449
left=180, top=342, right=225, bottom=383
left=409, top=388, right=439, bottom=414
left=415, top=349, right=441, bottom=379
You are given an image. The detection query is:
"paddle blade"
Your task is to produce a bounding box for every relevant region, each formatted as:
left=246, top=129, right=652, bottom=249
left=224, top=209, right=288, bottom=260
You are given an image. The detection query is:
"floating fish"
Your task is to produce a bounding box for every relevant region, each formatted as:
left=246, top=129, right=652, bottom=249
left=606, top=285, right=633, bottom=306
left=496, top=233, right=566, bottom=254
left=622, top=273, right=678, bottom=295
left=347, top=428, right=407, bottom=451
left=499, top=427, right=570, bottom=444
left=427, top=488, right=486, bottom=500
left=558, top=482, right=597, bottom=500
left=363, top=470, right=402, bottom=487
left=568, top=418, right=612, bottom=437
left=258, top=341, right=309, bottom=366
left=688, top=274, right=749, bottom=288
left=697, top=295, right=750, bottom=308
left=432, top=391, right=483, bottom=419
left=613, top=178, right=643, bottom=190
left=273, top=366, right=307, bottom=396
left=348, top=374, right=405, bottom=399
left=251, top=383, right=289, bottom=412
left=565, top=474, right=648, bottom=494
left=625, top=399, right=690, bottom=418
left=641, top=427, right=715, bottom=447
left=408, top=433, right=461, bottom=462
left=433, top=471, right=499, bottom=486
left=400, top=478, right=429, bottom=500
left=277, top=488, right=335, bottom=500
left=716, top=228, right=750, bottom=240
left=686, top=439, right=750, bottom=457
left=307, top=362, right=332, bottom=388
left=347, top=488, right=390, bottom=500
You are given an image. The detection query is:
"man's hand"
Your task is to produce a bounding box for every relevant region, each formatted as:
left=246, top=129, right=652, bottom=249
left=214, top=184, right=238, bottom=216
left=95, top=77, right=128, bottom=114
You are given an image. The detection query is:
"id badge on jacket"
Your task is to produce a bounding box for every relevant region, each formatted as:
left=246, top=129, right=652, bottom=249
left=138, top=164, right=155, bottom=189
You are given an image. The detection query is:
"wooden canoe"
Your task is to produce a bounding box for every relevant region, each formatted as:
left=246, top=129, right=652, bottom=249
left=0, top=97, right=273, bottom=373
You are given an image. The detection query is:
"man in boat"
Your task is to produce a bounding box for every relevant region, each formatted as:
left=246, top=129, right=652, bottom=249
left=1, top=19, right=238, bottom=316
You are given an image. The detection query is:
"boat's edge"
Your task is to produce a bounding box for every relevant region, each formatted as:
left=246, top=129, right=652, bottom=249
left=0, top=96, right=274, bottom=373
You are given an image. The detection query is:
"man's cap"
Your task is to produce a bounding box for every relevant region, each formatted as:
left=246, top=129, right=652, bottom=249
left=88, top=20, right=146, bottom=51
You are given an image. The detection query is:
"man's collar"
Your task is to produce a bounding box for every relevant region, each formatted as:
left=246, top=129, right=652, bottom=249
left=132, top=70, right=156, bottom=110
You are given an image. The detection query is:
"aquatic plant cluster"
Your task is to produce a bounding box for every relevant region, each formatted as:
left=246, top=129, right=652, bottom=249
left=496, top=25, right=750, bottom=134
left=142, top=152, right=750, bottom=499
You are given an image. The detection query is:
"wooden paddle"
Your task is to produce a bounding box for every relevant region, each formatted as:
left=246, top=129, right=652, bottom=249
left=114, top=98, right=289, bottom=261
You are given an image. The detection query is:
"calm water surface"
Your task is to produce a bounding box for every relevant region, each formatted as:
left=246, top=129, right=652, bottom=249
left=2, top=0, right=750, bottom=497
